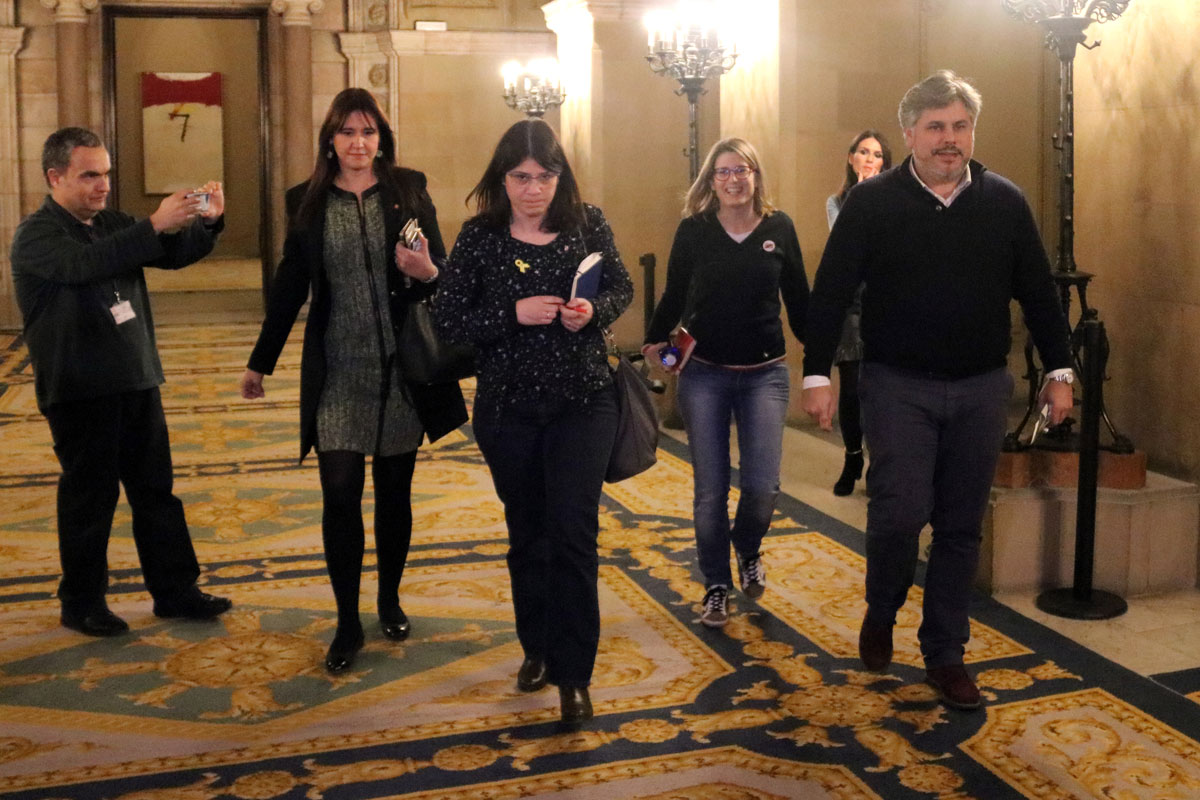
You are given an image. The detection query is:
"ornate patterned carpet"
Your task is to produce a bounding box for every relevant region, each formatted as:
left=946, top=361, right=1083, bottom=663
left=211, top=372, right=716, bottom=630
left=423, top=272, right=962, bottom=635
left=1, top=322, right=1199, bottom=799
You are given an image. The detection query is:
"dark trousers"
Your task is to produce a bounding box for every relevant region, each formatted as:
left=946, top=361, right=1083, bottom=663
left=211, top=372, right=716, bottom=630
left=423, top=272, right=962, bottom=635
left=44, top=387, right=200, bottom=612
left=317, top=449, right=418, bottom=631
left=858, top=362, right=1012, bottom=669
left=473, top=385, right=618, bottom=689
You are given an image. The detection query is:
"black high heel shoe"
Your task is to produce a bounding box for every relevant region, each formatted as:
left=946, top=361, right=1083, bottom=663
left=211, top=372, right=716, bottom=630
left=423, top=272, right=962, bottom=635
left=833, top=450, right=864, bottom=496
left=378, top=604, right=410, bottom=641
left=325, top=626, right=364, bottom=674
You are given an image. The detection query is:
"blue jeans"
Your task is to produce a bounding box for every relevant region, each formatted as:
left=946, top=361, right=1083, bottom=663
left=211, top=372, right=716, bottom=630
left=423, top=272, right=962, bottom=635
left=858, top=362, right=1012, bottom=669
left=678, top=360, right=790, bottom=589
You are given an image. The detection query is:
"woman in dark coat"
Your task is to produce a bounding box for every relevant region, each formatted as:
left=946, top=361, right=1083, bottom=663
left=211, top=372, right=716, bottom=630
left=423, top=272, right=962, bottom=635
left=240, top=88, right=466, bottom=674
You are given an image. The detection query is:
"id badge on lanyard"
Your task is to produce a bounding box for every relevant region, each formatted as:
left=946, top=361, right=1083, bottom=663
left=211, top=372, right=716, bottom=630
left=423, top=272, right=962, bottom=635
left=110, top=289, right=136, bottom=325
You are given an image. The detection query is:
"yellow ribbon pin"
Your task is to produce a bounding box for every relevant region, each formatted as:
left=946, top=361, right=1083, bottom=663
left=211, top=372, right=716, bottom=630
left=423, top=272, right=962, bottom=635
left=515, top=258, right=530, bottom=273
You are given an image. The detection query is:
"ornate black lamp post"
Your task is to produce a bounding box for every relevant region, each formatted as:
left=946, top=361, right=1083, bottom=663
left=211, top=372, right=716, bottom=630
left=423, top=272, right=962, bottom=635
left=1002, top=0, right=1134, bottom=453
left=1003, top=0, right=1132, bottom=620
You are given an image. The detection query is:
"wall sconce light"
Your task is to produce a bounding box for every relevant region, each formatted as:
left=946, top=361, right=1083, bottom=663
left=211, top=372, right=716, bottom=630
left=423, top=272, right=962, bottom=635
left=501, top=58, right=565, bottom=118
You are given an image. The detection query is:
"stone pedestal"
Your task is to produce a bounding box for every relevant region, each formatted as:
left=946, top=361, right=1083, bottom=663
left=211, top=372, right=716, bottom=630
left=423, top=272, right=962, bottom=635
left=978, top=471, right=1200, bottom=597
left=995, top=448, right=1147, bottom=489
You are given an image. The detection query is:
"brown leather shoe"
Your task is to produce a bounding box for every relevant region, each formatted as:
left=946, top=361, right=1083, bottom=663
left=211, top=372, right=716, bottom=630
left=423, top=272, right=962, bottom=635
left=926, top=664, right=982, bottom=710
left=558, top=686, right=593, bottom=731
left=516, top=656, right=547, bottom=692
left=858, top=619, right=893, bottom=672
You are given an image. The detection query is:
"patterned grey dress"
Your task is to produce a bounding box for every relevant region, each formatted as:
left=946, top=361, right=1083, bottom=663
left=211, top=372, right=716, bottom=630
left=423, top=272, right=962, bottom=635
left=315, top=185, right=423, bottom=456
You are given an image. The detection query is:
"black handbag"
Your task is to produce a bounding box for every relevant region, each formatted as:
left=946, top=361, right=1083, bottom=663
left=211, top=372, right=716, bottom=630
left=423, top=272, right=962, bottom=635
left=397, top=296, right=475, bottom=385
left=605, top=349, right=660, bottom=483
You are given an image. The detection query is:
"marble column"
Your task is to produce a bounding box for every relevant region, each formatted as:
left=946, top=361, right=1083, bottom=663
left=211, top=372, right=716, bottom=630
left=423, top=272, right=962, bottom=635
left=0, top=24, right=23, bottom=325
left=39, top=0, right=94, bottom=128
left=270, top=0, right=323, bottom=187
left=542, top=0, right=601, bottom=203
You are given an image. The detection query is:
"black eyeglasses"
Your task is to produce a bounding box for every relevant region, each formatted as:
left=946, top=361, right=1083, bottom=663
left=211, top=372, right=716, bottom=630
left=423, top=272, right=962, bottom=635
left=713, top=166, right=755, bottom=181
left=506, top=171, right=560, bottom=187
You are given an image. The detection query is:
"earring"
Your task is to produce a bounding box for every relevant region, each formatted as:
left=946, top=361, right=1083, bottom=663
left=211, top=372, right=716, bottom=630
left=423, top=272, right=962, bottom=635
left=326, top=149, right=334, bottom=159
left=375, top=150, right=382, bottom=159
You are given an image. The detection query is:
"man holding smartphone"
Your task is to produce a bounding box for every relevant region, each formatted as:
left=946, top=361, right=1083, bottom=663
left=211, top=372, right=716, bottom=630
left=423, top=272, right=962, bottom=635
left=11, top=127, right=231, bottom=636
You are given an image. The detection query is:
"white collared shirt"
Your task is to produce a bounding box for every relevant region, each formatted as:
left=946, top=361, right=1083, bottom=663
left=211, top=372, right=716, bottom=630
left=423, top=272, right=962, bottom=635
left=909, top=158, right=972, bottom=206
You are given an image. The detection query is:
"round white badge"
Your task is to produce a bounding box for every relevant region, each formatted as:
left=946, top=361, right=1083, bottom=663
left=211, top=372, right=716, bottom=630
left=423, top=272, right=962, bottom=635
left=762, top=240, right=776, bottom=252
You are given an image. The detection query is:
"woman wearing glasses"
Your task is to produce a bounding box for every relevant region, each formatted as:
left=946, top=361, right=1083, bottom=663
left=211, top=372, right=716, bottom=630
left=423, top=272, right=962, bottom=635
left=434, top=119, right=633, bottom=730
left=240, top=89, right=467, bottom=674
left=643, top=137, right=809, bottom=629
left=825, top=130, right=891, bottom=496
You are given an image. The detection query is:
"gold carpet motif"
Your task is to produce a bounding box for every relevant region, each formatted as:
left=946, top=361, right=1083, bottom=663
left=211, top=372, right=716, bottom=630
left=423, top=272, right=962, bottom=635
left=1, top=321, right=1197, bottom=799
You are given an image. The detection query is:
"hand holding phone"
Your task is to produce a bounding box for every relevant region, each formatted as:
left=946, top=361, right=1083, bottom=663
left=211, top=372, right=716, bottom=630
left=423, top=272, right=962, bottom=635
left=401, top=218, right=423, bottom=252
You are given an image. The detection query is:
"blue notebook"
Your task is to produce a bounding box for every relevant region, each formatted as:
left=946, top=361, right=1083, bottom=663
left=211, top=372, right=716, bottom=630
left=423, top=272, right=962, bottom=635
left=570, top=252, right=603, bottom=300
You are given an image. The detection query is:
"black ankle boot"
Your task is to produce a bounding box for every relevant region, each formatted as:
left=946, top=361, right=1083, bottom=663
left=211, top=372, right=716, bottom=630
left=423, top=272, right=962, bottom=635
left=833, top=450, right=864, bottom=496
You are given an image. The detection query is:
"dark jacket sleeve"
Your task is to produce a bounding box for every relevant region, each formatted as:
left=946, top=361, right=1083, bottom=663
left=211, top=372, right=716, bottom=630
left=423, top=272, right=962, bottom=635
left=804, top=192, right=870, bottom=377
left=644, top=219, right=696, bottom=343
left=247, top=185, right=311, bottom=375
left=12, top=211, right=164, bottom=285
left=583, top=205, right=633, bottom=330
left=1009, top=191, right=1072, bottom=372
left=435, top=221, right=521, bottom=347
left=153, top=216, right=222, bottom=271
left=777, top=213, right=809, bottom=344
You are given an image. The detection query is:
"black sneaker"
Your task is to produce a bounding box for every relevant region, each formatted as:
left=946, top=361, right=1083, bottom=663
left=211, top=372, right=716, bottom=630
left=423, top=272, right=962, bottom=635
left=736, top=551, right=766, bottom=600
left=700, top=586, right=729, bottom=628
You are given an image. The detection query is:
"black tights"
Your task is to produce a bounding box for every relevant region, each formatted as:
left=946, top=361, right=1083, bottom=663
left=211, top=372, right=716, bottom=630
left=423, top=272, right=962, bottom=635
left=837, top=361, right=863, bottom=454
left=317, top=449, right=417, bottom=631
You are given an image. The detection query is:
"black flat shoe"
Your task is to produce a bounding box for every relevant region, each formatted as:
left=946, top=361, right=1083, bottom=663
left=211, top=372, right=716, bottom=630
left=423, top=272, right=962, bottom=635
left=558, top=686, right=593, bottom=731
left=325, top=628, right=364, bottom=674
left=61, top=606, right=129, bottom=637
left=153, top=589, right=232, bottom=619
left=378, top=605, right=410, bottom=641
left=516, top=656, right=547, bottom=692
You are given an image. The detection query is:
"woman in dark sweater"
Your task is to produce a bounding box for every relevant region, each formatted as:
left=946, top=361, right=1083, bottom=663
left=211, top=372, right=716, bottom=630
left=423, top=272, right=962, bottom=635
left=825, top=129, right=892, bottom=496
left=434, top=119, right=632, bottom=730
left=240, top=89, right=467, bottom=674
left=643, top=137, right=808, bottom=629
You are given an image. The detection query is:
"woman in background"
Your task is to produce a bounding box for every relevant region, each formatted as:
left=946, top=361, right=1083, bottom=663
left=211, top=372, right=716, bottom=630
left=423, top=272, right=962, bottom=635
left=434, top=119, right=633, bottom=730
left=825, top=130, right=891, bottom=496
left=241, top=88, right=467, bottom=674
left=642, top=137, right=808, bottom=629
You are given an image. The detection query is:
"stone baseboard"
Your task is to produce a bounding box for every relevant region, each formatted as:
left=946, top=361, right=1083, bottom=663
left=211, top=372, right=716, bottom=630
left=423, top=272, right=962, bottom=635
left=978, top=471, right=1199, bottom=597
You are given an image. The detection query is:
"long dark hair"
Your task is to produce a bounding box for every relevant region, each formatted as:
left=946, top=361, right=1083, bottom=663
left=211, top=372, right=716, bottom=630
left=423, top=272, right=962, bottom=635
left=837, top=129, right=893, bottom=206
left=292, top=88, right=416, bottom=231
left=466, top=119, right=584, bottom=232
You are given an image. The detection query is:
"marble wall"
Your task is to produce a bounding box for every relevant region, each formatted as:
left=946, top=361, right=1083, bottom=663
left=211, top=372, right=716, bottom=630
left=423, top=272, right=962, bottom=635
left=2, top=0, right=1195, bottom=486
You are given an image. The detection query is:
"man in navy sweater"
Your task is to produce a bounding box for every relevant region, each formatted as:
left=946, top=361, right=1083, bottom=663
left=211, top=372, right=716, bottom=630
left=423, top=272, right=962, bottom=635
left=802, top=71, right=1074, bottom=710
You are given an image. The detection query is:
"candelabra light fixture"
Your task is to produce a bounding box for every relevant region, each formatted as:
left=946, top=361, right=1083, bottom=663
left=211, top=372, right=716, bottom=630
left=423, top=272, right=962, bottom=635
left=501, top=58, right=565, bottom=118
left=643, top=2, right=738, bottom=181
